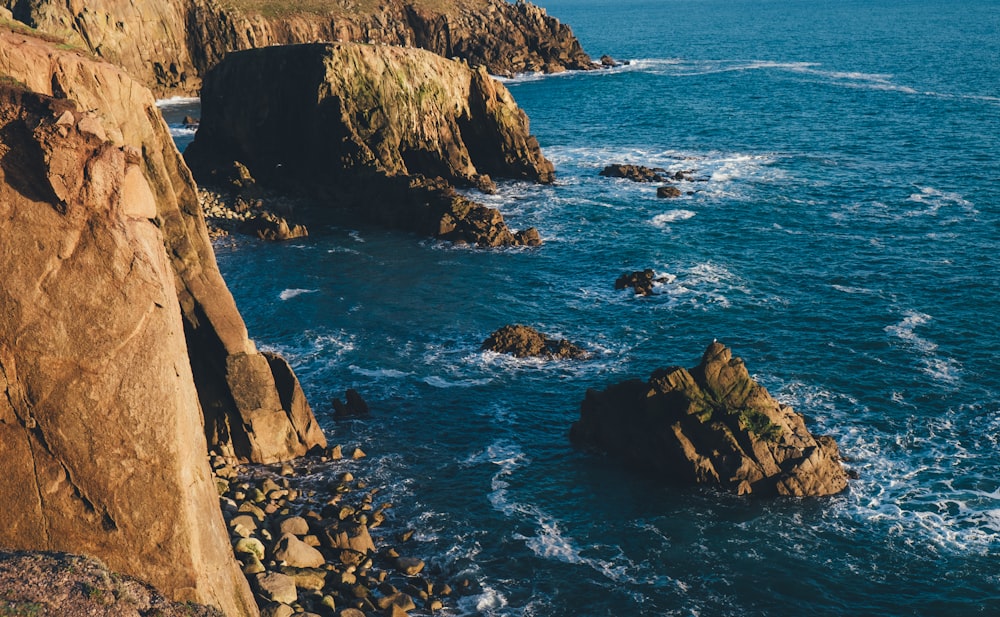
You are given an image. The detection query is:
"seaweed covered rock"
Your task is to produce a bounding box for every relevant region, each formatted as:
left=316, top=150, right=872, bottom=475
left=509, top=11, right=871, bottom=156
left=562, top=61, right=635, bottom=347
left=483, top=325, right=589, bottom=360
left=570, top=343, right=850, bottom=497
left=186, top=42, right=551, bottom=247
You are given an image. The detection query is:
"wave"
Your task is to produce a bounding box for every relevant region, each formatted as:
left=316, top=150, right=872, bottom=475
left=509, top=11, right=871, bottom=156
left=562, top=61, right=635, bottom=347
left=905, top=186, right=978, bottom=218
left=279, top=288, right=318, bottom=300
left=885, top=310, right=963, bottom=385
left=422, top=375, right=493, bottom=388
left=651, top=210, right=696, bottom=228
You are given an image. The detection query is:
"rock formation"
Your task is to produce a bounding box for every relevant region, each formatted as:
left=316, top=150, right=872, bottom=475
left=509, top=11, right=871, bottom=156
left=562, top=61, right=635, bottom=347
left=3, top=0, right=595, bottom=96
left=599, top=163, right=668, bottom=183
left=570, top=343, right=850, bottom=497
left=615, top=269, right=669, bottom=296
left=186, top=42, right=552, bottom=247
left=0, top=69, right=257, bottom=616
left=482, top=325, right=590, bottom=360
left=0, top=26, right=325, bottom=464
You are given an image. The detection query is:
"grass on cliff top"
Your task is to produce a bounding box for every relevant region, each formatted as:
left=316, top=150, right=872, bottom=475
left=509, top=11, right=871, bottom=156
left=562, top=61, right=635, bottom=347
left=218, top=0, right=483, bottom=18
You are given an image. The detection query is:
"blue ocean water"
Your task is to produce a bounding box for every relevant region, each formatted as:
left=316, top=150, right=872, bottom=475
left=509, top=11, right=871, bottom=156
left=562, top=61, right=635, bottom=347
left=161, top=1, right=1000, bottom=614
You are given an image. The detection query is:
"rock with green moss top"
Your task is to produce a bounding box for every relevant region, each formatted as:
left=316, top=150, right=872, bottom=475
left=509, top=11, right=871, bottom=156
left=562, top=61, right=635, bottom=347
left=570, top=342, right=850, bottom=497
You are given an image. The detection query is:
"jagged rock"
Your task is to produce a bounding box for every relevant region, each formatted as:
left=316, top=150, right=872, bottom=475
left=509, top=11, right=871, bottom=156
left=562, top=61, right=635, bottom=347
left=657, top=185, right=682, bottom=198
left=0, top=37, right=259, bottom=616
left=0, top=551, right=223, bottom=617
left=599, top=54, right=620, bottom=67
left=599, top=164, right=667, bottom=183
left=244, top=211, right=309, bottom=241
left=6, top=0, right=593, bottom=96
left=614, top=269, right=669, bottom=296
left=570, top=343, right=851, bottom=497
left=333, top=389, right=371, bottom=420
left=185, top=42, right=551, bottom=247
left=482, top=325, right=590, bottom=360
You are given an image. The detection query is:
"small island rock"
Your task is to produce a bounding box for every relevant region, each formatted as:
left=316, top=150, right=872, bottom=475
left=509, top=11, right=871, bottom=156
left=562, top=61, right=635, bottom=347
left=599, top=164, right=667, bottom=183
left=570, top=342, right=850, bottom=497
left=615, top=269, right=669, bottom=296
left=482, top=325, right=590, bottom=360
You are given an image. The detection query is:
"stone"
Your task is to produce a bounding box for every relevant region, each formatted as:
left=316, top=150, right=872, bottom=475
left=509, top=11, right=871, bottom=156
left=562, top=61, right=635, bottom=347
left=234, top=537, right=266, bottom=561
left=185, top=42, right=553, bottom=248
left=657, top=185, right=682, bottom=198
left=599, top=163, right=667, bottom=183
left=614, top=269, right=669, bottom=297
left=320, top=521, right=377, bottom=555
left=339, top=609, right=367, bottom=617
left=352, top=448, right=367, bottom=460
left=278, top=516, right=311, bottom=536
left=569, top=342, right=851, bottom=497
left=482, top=325, right=590, bottom=360
left=255, top=572, right=298, bottom=605
left=273, top=532, right=327, bottom=568
left=333, top=389, right=371, bottom=419
left=395, top=557, right=425, bottom=576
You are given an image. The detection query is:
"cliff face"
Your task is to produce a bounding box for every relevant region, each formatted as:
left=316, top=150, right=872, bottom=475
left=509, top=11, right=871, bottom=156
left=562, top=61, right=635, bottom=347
left=0, top=54, right=256, bottom=617
left=186, top=42, right=552, bottom=246
left=0, top=27, right=326, bottom=464
left=4, top=0, right=594, bottom=95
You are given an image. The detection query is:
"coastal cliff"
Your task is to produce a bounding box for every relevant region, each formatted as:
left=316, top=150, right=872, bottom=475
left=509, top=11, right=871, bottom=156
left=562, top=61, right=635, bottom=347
left=0, top=31, right=257, bottom=616
left=3, top=0, right=594, bottom=95
left=0, top=27, right=326, bottom=464
left=186, top=42, right=552, bottom=246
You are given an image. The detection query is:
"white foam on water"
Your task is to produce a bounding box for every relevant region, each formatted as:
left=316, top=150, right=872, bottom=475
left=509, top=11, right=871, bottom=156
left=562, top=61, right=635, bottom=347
left=422, top=375, right=493, bottom=388
left=348, top=365, right=412, bottom=379
left=168, top=126, right=197, bottom=137
left=651, top=210, right=696, bottom=229
left=278, top=288, right=318, bottom=301
left=885, top=310, right=963, bottom=385
left=154, top=96, right=200, bottom=108
left=905, top=186, right=978, bottom=218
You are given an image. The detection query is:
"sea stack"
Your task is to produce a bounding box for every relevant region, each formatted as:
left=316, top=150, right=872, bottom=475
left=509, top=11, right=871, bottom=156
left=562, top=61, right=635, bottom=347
left=570, top=342, right=850, bottom=497
left=186, top=42, right=553, bottom=247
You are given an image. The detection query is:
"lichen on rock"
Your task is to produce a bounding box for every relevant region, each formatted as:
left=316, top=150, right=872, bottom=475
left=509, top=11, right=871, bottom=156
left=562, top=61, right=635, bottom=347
left=570, top=342, right=851, bottom=497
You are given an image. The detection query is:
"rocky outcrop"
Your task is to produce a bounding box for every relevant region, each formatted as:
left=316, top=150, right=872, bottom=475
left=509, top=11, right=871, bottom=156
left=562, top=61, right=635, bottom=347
left=0, top=551, right=223, bottom=617
left=0, top=71, right=256, bottom=617
left=599, top=164, right=667, bottom=183
left=4, top=0, right=595, bottom=95
left=570, top=343, right=850, bottom=497
left=0, top=27, right=325, bottom=464
left=186, top=42, right=551, bottom=247
left=482, top=325, right=590, bottom=359
left=615, top=269, right=669, bottom=296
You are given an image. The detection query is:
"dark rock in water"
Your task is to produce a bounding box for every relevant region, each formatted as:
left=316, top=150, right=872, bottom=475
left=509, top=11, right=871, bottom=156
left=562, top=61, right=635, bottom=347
left=333, top=389, right=371, bottom=419
left=186, top=42, right=552, bottom=248
left=482, top=325, right=590, bottom=360
left=182, top=114, right=199, bottom=127
left=657, top=185, right=682, bottom=198
left=615, top=269, right=668, bottom=296
left=599, top=54, right=620, bottom=67
left=599, top=163, right=667, bottom=183
left=570, top=342, right=851, bottom=497
left=243, top=211, right=309, bottom=241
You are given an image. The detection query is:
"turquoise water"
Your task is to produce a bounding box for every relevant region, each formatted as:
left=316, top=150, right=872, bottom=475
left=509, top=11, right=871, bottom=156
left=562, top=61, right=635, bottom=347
left=162, top=1, right=1000, bottom=614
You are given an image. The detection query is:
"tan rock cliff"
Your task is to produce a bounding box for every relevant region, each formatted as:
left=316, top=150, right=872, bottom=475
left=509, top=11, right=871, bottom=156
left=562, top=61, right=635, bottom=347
left=0, top=27, right=326, bottom=463
left=185, top=42, right=552, bottom=246
left=4, top=0, right=594, bottom=95
left=570, top=342, right=850, bottom=497
left=0, top=75, right=257, bottom=616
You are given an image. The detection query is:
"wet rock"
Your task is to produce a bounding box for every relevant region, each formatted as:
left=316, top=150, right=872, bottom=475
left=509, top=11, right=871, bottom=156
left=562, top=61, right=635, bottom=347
left=657, top=185, right=682, bottom=198
left=570, top=342, right=851, bottom=497
left=599, top=163, right=667, bottom=183
left=333, top=389, right=371, bottom=419
left=614, top=269, right=670, bottom=296
left=482, top=325, right=590, bottom=360
left=599, top=54, right=620, bottom=67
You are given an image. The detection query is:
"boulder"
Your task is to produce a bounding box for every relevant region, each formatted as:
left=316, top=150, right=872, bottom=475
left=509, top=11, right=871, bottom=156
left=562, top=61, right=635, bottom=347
left=599, top=164, right=667, bottom=183
left=482, top=325, right=590, bottom=360
left=570, top=343, right=850, bottom=497
left=333, top=389, right=371, bottom=420
left=243, top=211, right=309, bottom=241
left=185, top=42, right=552, bottom=247
left=656, top=186, right=682, bottom=198
left=254, top=572, right=298, bottom=605
left=614, top=269, right=669, bottom=296
left=272, top=533, right=326, bottom=569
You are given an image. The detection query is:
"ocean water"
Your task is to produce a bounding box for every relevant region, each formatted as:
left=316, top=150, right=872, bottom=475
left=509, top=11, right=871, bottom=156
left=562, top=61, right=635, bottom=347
left=161, top=0, right=1000, bottom=614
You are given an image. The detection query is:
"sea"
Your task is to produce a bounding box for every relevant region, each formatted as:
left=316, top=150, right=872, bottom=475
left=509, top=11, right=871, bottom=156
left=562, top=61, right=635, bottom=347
left=157, top=0, right=1000, bottom=614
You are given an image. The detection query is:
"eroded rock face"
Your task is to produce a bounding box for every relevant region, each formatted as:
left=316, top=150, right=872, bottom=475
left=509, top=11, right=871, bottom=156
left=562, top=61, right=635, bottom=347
left=186, top=42, right=552, bottom=247
left=0, top=28, right=325, bottom=464
left=4, top=0, right=594, bottom=95
left=482, top=325, right=590, bottom=360
left=570, top=343, right=850, bottom=497
left=0, top=82, right=257, bottom=616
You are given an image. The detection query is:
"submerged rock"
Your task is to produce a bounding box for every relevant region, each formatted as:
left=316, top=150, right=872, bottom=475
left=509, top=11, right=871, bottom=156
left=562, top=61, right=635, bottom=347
left=570, top=343, right=851, bottom=497
left=187, top=42, right=552, bottom=247
left=333, top=389, right=371, bottom=420
left=599, top=164, right=667, bottom=183
left=482, top=325, right=590, bottom=360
